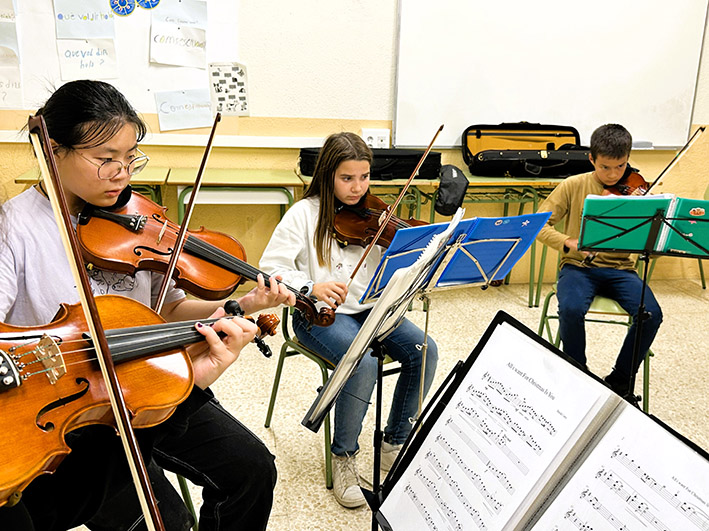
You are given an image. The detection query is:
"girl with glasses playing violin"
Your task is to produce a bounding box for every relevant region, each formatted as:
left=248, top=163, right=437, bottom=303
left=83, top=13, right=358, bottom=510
left=0, top=80, right=294, bottom=530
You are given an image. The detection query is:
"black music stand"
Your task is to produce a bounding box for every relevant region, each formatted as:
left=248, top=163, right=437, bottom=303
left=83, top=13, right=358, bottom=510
left=301, top=216, right=457, bottom=531
left=579, top=194, right=709, bottom=403
left=302, top=209, right=551, bottom=529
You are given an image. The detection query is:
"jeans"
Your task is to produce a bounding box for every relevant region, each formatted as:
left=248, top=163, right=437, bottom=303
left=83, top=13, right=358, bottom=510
left=293, top=309, right=438, bottom=456
left=556, top=264, right=662, bottom=379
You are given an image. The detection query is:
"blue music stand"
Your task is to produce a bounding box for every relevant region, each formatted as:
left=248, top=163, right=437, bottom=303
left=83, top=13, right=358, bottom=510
left=361, top=211, right=552, bottom=303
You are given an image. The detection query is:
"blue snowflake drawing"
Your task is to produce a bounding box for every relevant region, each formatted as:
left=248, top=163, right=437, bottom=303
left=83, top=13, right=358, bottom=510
left=137, top=0, right=160, bottom=8
left=110, top=0, right=136, bottom=16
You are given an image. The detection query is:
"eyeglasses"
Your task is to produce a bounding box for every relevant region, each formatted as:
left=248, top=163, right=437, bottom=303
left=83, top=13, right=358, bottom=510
left=74, top=148, right=150, bottom=180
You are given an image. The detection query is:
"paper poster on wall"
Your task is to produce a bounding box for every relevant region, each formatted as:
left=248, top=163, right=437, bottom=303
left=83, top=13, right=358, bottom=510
left=154, top=88, right=212, bottom=131
left=54, top=0, right=115, bottom=39
left=0, top=66, right=22, bottom=108
left=0, top=0, right=15, bottom=22
left=0, top=20, right=18, bottom=66
left=56, top=39, right=117, bottom=80
left=208, top=62, right=249, bottom=116
left=150, top=0, right=206, bottom=69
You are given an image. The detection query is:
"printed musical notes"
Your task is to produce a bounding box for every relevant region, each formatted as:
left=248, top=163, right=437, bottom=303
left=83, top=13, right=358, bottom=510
left=379, top=320, right=615, bottom=530
left=531, top=407, right=709, bottom=530
left=378, top=317, right=708, bottom=531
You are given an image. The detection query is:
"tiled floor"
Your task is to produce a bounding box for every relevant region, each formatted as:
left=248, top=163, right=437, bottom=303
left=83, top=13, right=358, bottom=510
left=73, top=279, right=708, bottom=530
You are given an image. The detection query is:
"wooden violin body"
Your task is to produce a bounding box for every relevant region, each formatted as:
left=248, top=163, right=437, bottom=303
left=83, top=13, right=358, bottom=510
left=602, top=167, right=650, bottom=196
left=77, top=189, right=335, bottom=328
left=0, top=295, right=193, bottom=506
left=78, top=190, right=246, bottom=301
left=334, top=193, right=428, bottom=249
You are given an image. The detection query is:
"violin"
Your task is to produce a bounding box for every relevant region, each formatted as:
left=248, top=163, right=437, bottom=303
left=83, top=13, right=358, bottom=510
left=77, top=187, right=335, bottom=328
left=334, top=193, right=428, bottom=249
left=0, top=294, right=278, bottom=507
left=602, top=165, right=650, bottom=196
left=0, top=294, right=278, bottom=506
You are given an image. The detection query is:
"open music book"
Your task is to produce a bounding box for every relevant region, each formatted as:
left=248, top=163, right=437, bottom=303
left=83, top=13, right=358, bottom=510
left=579, top=194, right=709, bottom=258
left=376, top=312, right=709, bottom=531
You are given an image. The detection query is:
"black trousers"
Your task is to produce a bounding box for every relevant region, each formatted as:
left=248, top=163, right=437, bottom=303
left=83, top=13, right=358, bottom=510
left=3, top=395, right=277, bottom=531
left=89, top=396, right=277, bottom=531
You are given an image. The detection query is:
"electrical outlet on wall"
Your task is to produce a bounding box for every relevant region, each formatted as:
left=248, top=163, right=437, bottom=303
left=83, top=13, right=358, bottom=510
left=361, top=128, right=390, bottom=149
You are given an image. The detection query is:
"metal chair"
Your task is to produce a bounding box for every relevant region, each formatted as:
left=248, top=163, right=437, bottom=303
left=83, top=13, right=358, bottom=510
left=265, top=307, right=399, bottom=488
left=537, top=286, right=653, bottom=413
left=177, top=474, right=199, bottom=530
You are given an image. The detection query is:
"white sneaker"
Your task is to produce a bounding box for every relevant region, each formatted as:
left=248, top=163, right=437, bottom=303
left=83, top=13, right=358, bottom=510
left=332, top=453, right=365, bottom=508
left=380, top=441, right=402, bottom=477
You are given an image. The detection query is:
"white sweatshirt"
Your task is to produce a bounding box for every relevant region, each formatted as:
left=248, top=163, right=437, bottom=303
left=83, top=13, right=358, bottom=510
left=259, top=197, right=385, bottom=314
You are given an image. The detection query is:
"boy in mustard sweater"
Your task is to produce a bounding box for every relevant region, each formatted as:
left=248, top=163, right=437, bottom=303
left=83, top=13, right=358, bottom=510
left=536, top=124, right=662, bottom=397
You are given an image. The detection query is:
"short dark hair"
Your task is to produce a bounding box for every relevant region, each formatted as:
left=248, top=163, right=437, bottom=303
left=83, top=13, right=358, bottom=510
left=590, top=124, right=632, bottom=160
left=35, top=80, right=147, bottom=150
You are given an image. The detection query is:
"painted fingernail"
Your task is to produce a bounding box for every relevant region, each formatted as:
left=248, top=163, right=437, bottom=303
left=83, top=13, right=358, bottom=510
left=196, top=322, right=204, bottom=328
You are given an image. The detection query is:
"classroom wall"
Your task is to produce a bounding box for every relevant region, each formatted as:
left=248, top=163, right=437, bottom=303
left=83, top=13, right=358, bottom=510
left=1, top=1, right=708, bottom=287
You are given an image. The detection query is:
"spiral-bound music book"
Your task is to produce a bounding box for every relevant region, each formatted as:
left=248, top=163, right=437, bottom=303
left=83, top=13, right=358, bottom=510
left=376, top=312, right=709, bottom=531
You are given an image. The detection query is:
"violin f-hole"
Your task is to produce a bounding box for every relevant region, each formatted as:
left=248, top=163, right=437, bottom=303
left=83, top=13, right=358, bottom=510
left=35, top=377, right=91, bottom=432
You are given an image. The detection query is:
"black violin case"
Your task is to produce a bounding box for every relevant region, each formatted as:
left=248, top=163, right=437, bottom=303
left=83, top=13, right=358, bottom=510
left=299, top=147, right=441, bottom=181
left=462, top=122, right=594, bottom=178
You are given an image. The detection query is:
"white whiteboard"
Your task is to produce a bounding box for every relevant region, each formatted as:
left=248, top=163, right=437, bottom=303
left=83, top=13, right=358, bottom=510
left=394, top=0, right=709, bottom=149
left=13, top=0, right=237, bottom=113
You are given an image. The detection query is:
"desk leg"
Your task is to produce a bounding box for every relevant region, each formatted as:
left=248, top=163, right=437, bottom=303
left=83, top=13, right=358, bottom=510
left=176, top=186, right=295, bottom=224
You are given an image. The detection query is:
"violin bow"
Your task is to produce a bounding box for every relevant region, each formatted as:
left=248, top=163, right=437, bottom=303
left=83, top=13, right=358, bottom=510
left=27, top=116, right=166, bottom=530
left=153, top=112, right=221, bottom=314
left=346, top=124, right=444, bottom=288
left=644, top=125, right=706, bottom=195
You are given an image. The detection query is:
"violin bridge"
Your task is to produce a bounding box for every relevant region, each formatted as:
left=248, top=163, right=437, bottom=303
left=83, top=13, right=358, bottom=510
left=37, top=334, right=66, bottom=384
left=157, top=219, right=168, bottom=245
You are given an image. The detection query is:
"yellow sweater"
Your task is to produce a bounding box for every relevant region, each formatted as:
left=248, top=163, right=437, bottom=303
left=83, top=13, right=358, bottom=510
left=536, top=171, right=636, bottom=271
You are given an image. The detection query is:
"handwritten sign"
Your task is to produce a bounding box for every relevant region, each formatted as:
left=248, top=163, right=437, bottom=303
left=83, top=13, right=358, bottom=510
left=56, top=39, right=118, bottom=80
left=0, top=66, right=22, bottom=108
left=208, top=62, right=249, bottom=116
left=150, top=0, right=206, bottom=69
left=155, top=88, right=212, bottom=131
left=0, top=19, right=18, bottom=66
left=54, top=0, right=115, bottom=39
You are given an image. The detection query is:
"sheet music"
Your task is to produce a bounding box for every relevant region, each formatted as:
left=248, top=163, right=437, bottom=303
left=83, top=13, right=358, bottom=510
left=379, top=321, right=616, bottom=530
left=531, top=406, right=709, bottom=531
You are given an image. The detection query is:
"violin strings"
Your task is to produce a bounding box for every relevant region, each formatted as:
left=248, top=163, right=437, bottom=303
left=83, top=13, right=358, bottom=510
left=14, top=321, right=211, bottom=373
left=184, top=234, right=303, bottom=296
left=365, top=208, right=412, bottom=230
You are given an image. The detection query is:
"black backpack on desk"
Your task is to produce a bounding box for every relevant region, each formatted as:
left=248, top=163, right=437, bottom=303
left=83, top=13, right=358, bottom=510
left=299, top=147, right=441, bottom=180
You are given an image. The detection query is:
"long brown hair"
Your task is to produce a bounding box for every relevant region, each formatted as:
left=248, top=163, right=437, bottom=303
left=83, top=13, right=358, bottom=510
left=303, top=132, right=372, bottom=266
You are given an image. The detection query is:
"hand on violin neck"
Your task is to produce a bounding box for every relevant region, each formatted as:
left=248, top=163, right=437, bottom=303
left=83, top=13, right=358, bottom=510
left=237, top=274, right=296, bottom=314
left=312, top=281, right=347, bottom=309
left=189, top=308, right=258, bottom=389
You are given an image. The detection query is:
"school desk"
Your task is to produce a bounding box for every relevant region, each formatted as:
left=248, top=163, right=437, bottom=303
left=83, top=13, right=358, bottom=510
left=167, top=168, right=304, bottom=223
